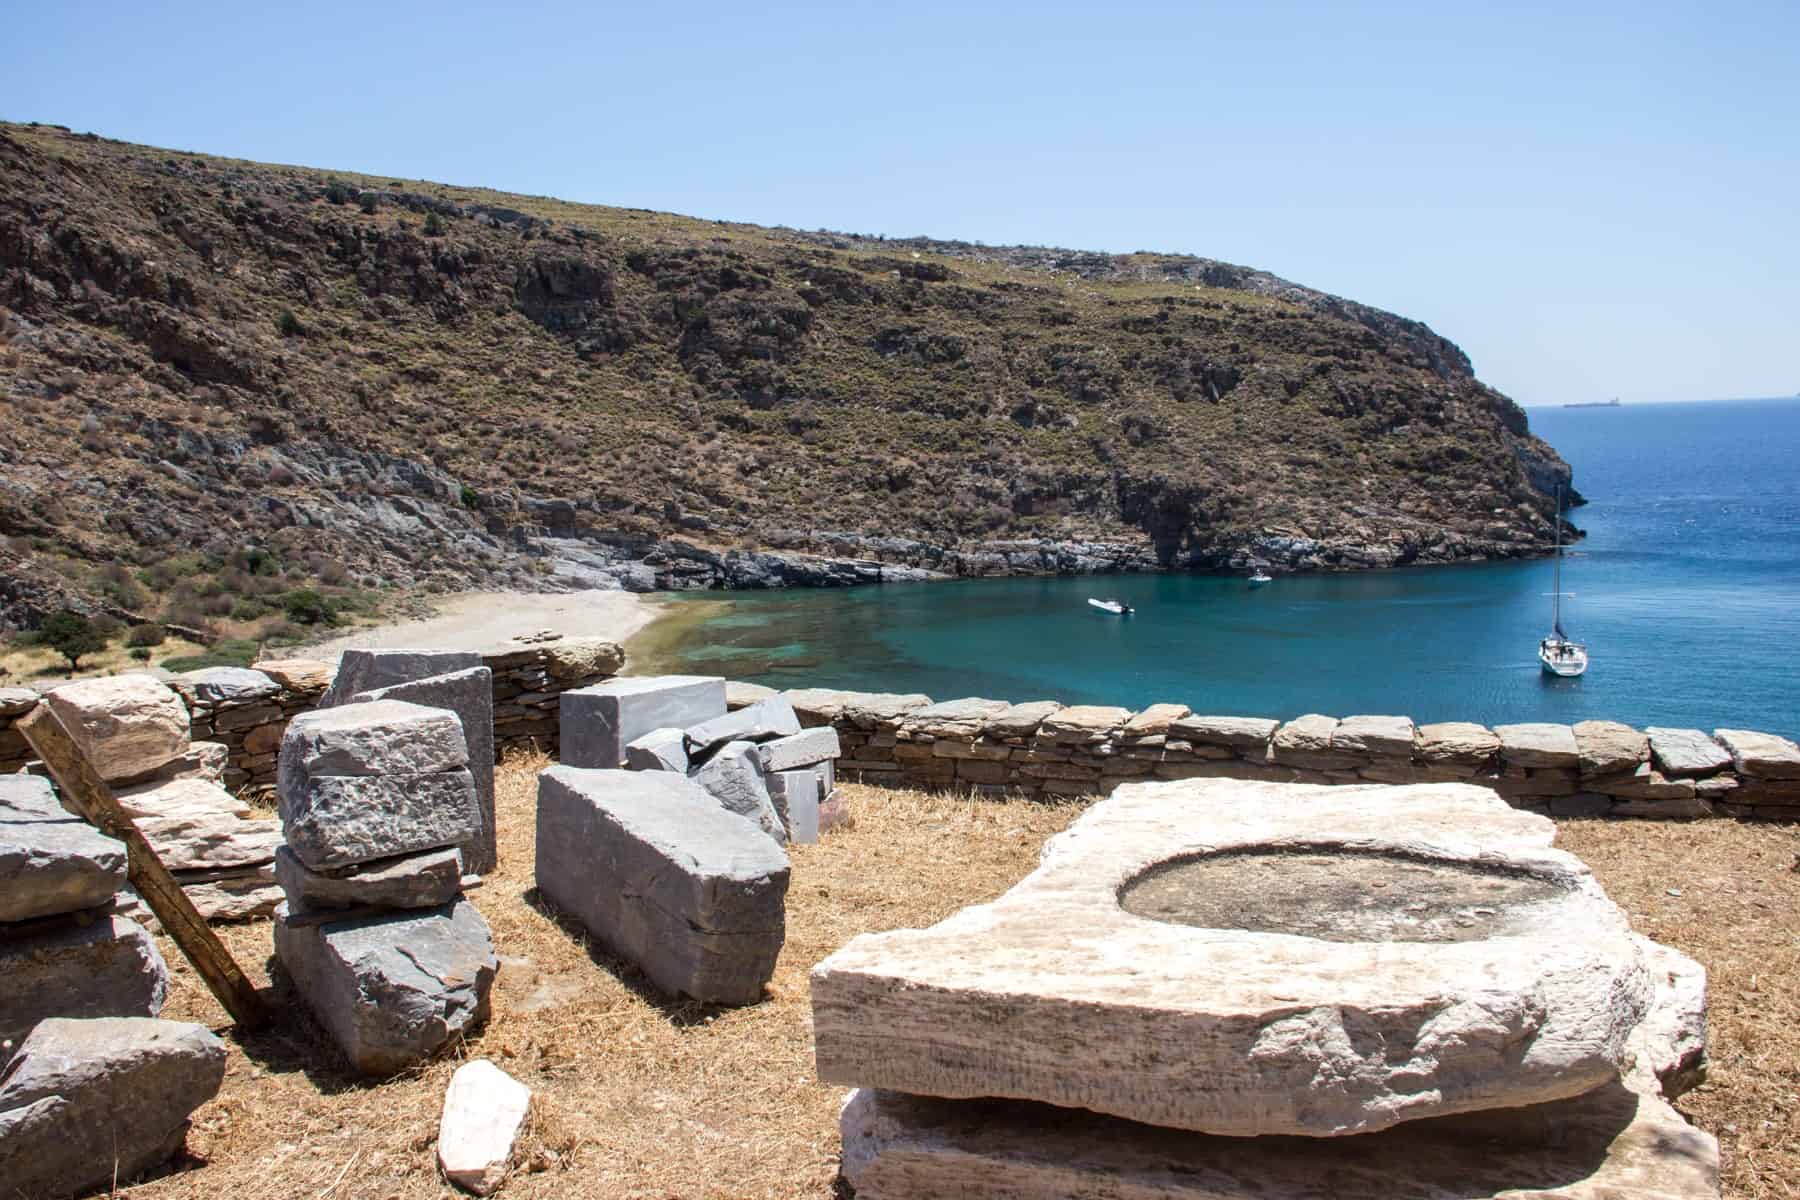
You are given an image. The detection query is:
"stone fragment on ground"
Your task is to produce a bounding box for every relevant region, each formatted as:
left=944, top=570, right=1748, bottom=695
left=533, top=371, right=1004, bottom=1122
left=625, top=726, right=689, bottom=773
left=278, top=699, right=469, bottom=806
left=686, top=697, right=803, bottom=758
left=42, top=673, right=191, bottom=783
left=838, top=1078, right=1719, bottom=1200
left=2, top=915, right=170, bottom=1056
left=1625, top=934, right=1708, bottom=1099
left=283, top=770, right=480, bottom=869
left=689, top=740, right=786, bottom=843
left=812, top=779, right=1655, bottom=1137
left=0, top=1016, right=227, bottom=1198
left=1645, top=727, right=1732, bottom=778
left=0, top=775, right=126, bottom=923
left=275, top=845, right=464, bottom=913
left=273, top=897, right=497, bottom=1075
left=536, top=766, right=788, bottom=1005
left=349, top=661, right=498, bottom=874
left=767, top=768, right=824, bottom=843
left=561, top=675, right=727, bottom=768
left=438, top=1059, right=532, bottom=1196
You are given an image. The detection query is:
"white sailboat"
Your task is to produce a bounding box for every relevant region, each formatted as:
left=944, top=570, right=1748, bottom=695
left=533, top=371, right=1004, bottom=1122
left=1538, top=491, right=1588, bottom=677
left=1087, top=598, right=1133, bottom=615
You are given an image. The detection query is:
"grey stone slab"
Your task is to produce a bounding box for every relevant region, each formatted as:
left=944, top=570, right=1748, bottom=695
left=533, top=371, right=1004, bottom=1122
left=278, top=700, right=469, bottom=810
left=767, top=769, right=823, bottom=844
left=1713, top=728, right=1800, bottom=779
left=1495, top=723, right=1581, bottom=768
left=685, top=697, right=803, bottom=758
left=983, top=701, right=1065, bottom=739
left=275, top=845, right=464, bottom=913
left=535, top=767, right=789, bottom=1005
left=1573, top=720, right=1650, bottom=777
left=1, top=915, right=170, bottom=1056
left=353, top=667, right=498, bottom=875
left=1166, top=715, right=1279, bottom=750
left=755, top=726, right=842, bottom=772
left=561, top=675, right=726, bottom=768
left=175, top=864, right=283, bottom=922
left=1415, top=722, right=1501, bottom=765
left=135, top=811, right=282, bottom=870
left=1646, top=727, right=1733, bottom=778
left=320, top=648, right=483, bottom=708
left=625, top=726, right=689, bottom=773
left=0, top=815, right=127, bottom=923
left=273, top=897, right=497, bottom=1076
left=283, top=769, right=480, bottom=870
left=1271, top=714, right=1362, bottom=770
left=1331, top=715, right=1416, bottom=757
left=176, top=666, right=281, bottom=704
left=690, top=740, right=786, bottom=844
left=0, top=773, right=69, bottom=823
left=0, top=1017, right=226, bottom=1198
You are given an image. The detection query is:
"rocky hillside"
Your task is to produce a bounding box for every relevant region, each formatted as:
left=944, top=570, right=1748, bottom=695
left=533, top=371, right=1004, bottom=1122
left=0, top=121, right=1576, bottom=633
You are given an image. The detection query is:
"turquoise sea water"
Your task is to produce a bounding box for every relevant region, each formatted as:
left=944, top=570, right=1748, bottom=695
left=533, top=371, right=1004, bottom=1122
left=653, top=398, right=1800, bottom=736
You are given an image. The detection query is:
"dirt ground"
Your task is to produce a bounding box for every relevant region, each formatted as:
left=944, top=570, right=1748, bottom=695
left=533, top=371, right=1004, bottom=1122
left=126, top=764, right=1798, bottom=1200
left=297, top=591, right=662, bottom=663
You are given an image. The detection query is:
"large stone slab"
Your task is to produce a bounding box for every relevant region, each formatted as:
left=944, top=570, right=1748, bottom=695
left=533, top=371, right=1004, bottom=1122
left=755, top=726, right=842, bottom=772
left=901, top=698, right=1012, bottom=739
left=283, top=769, right=480, bottom=870
left=535, top=767, right=788, bottom=1005
left=0, top=776, right=125, bottom=923
left=1414, top=722, right=1500, bottom=765
left=1331, top=714, right=1415, bottom=757
left=135, top=811, right=282, bottom=870
left=1167, top=714, right=1279, bottom=751
left=812, top=780, right=1654, bottom=1138
left=561, top=675, right=727, bottom=768
left=273, top=897, right=497, bottom=1076
left=838, top=1077, right=1718, bottom=1200
left=1713, top=728, right=1800, bottom=779
left=275, top=845, right=464, bottom=913
left=1573, top=720, right=1650, bottom=777
left=1, top=915, right=170, bottom=1054
left=0, top=1017, right=227, bottom=1198
left=43, top=674, right=191, bottom=783
left=983, top=701, right=1064, bottom=739
left=438, top=1059, right=532, bottom=1196
left=690, top=740, right=786, bottom=844
left=1494, top=723, right=1580, bottom=768
left=686, top=697, right=803, bottom=757
left=118, top=775, right=253, bottom=820
left=1646, top=727, right=1732, bottom=778
left=176, top=666, right=282, bottom=704
left=353, top=666, right=498, bottom=874
left=1039, top=705, right=1131, bottom=743
left=320, top=647, right=483, bottom=707
left=278, top=699, right=469, bottom=808
left=1270, top=714, right=1361, bottom=770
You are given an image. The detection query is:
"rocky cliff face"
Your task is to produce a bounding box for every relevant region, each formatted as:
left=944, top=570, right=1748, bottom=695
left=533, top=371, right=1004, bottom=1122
left=0, top=122, right=1576, bottom=630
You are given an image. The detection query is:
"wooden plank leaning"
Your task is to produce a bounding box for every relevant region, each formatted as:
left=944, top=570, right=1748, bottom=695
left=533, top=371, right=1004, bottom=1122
left=17, top=705, right=269, bottom=1030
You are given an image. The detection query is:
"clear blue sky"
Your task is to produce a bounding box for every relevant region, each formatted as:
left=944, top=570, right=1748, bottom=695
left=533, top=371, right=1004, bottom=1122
left=6, top=1, right=1795, bottom=406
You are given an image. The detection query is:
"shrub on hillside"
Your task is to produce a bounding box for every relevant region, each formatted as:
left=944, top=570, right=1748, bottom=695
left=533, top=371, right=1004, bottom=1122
left=41, top=610, right=107, bottom=673
left=162, top=638, right=260, bottom=672
left=282, top=589, right=338, bottom=626
left=275, top=309, right=304, bottom=338
left=126, top=623, right=166, bottom=647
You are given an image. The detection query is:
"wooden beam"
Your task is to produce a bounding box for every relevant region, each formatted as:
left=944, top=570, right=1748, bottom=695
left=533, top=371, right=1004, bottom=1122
left=17, top=706, right=269, bottom=1029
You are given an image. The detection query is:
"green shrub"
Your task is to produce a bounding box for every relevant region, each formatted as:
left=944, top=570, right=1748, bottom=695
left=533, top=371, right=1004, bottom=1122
left=459, top=484, right=479, bottom=509
left=359, top=192, right=379, bottom=215
left=324, top=181, right=354, bottom=205
left=126, top=623, right=166, bottom=647
left=40, top=610, right=107, bottom=672
left=162, top=638, right=260, bottom=671
left=128, top=646, right=153, bottom=663
left=424, top=212, right=446, bottom=237
left=282, top=589, right=338, bottom=626
left=231, top=598, right=272, bottom=621
left=276, top=309, right=304, bottom=338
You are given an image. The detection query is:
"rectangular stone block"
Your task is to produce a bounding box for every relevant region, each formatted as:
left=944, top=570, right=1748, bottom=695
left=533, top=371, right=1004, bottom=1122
left=1714, top=728, right=1800, bottom=779
left=133, top=812, right=282, bottom=871
left=351, top=667, right=498, bottom=875
left=766, top=768, right=822, bottom=844
left=625, top=726, right=689, bottom=773
left=321, top=648, right=483, bottom=708
left=755, top=726, right=842, bottom=772
left=1495, top=723, right=1580, bottom=768
left=283, top=770, right=480, bottom=870
left=1332, top=715, right=1416, bottom=757
left=1646, top=727, right=1732, bottom=778
left=1, top=916, right=169, bottom=1056
left=535, top=767, right=789, bottom=1005
left=561, top=676, right=726, bottom=768
left=43, top=674, right=191, bottom=784
left=1167, top=715, right=1279, bottom=750
left=278, top=700, right=468, bottom=809
left=274, top=845, right=464, bottom=913
left=0, top=776, right=127, bottom=923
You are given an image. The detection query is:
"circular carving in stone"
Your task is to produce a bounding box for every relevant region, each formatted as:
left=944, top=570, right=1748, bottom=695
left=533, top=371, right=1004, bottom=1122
left=1119, top=846, right=1570, bottom=943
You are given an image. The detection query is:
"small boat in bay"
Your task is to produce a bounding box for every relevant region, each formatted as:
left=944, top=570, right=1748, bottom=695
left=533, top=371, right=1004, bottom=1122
left=1248, top=570, right=1273, bottom=587
left=1088, top=598, right=1134, bottom=615
left=1539, top=490, right=1588, bottom=677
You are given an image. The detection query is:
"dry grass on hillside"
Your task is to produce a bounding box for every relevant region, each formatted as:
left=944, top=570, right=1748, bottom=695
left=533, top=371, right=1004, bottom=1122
left=125, top=763, right=1798, bottom=1200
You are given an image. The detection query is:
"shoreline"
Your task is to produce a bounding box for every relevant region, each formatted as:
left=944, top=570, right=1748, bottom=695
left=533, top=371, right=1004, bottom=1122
left=298, top=589, right=667, bottom=663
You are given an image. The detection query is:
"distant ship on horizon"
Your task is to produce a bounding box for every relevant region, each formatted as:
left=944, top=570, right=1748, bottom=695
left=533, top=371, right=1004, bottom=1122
left=1564, top=397, right=1623, bottom=409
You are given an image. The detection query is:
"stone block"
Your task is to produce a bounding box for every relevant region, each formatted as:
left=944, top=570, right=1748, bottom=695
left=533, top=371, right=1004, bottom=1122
left=1, top=916, right=170, bottom=1054
left=134, top=811, right=282, bottom=870
left=275, top=845, right=464, bottom=912
left=725, top=680, right=777, bottom=710
left=812, top=779, right=1654, bottom=1138
left=273, top=897, right=497, bottom=1076
left=1039, top=705, right=1131, bottom=743
left=283, top=769, right=480, bottom=870
left=756, top=726, right=842, bottom=772
left=320, top=648, right=483, bottom=708
left=535, top=767, right=789, bottom=1005
left=157, top=738, right=233, bottom=782
left=175, top=666, right=281, bottom=704
left=931, top=737, right=1012, bottom=761
left=838, top=1078, right=1718, bottom=1200
left=0, top=776, right=126, bottom=923
left=117, top=775, right=252, bottom=821
left=1573, top=720, right=1649, bottom=777
left=1646, top=727, right=1732, bottom=778
left=1167, top=715, right=1279, bottom=750
left=1122, top=703, right=1191, bottom=738
left=278, top=700, right=469, bottom=806
left=175, top=864, right=282, bottom=921
left=1588, top=764, right=1698, bottom=802
left=1271, top=714, right=1362, bottom=770
left=838, top=693, right=934, bottom=730
left=690, top=741, right=786, bottom=843
left=686, top=696, right=802, bottom=757
left=1495, top=723, right=1580, bottom=768
left=43, top=674, right=191, bottom=783
left=0, top=1017, right=226, bottom=1197
left=438, top=1059, right=532, bottom=1196
left=1332, top=714, right=1416, bottom=757
left=767, top=768, right=823, bottom=843
left=251, top=658, right=333, bottom=692
left=1415, top=721, right=1500, bottom=765
left=1626, top=935, right=1709, bottom=1099
left=983, top=700, right=1064, bottom=739
left=561, top=675, right=726, bottom=768
left=901, top=698, right=1012, bottom=739
left=352, top=667, right=498, bottom=875
left=0, top=686, right=39, bottom=716
left=1713, top=728, right=1800, bottom=779
left=625, top=726, right=690, bottom=772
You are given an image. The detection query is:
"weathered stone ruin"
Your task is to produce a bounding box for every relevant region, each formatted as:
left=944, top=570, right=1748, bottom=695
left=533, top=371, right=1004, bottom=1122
left=272, top=699, right=497, bottom=1075
left=814, top=779, right=1720, bottom=1197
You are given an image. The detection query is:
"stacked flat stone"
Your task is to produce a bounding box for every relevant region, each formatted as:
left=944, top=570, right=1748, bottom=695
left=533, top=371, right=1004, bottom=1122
left=564, top=675, right=842, bottom=844
left=815, top=779, right=1720, bottom=1198
left=271, top=699, right=497, bottom=1076
left=1, top=774, right=170, bottom=1066
left=46, top=672, right=283, bottom=920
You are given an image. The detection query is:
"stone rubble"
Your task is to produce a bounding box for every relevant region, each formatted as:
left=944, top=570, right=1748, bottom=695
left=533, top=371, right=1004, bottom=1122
left=438, top=1059, right=533, bottom=1195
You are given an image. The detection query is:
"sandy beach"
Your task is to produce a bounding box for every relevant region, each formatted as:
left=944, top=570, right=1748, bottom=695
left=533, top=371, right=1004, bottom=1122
left=298, top=590, right=664, bottom=663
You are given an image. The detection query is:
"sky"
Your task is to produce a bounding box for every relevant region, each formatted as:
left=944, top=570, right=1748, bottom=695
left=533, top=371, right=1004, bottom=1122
left=5, top=1, right=1796, bottom=407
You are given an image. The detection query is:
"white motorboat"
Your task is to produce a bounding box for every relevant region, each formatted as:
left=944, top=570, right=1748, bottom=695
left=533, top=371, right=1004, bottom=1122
left=1088, top=598, right=1133, bottom=615
left=1248, top=570, right=1273, bottom=587
left=1539, top=490, right=1588, bottom=677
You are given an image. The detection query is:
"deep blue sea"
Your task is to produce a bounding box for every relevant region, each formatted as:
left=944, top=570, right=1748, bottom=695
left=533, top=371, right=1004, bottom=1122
left=651, top=398, right=1800, bottom=736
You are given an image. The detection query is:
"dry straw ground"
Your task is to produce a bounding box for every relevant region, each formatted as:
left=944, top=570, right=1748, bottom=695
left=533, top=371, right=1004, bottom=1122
left=125, top=758, right=1797, bottom=1200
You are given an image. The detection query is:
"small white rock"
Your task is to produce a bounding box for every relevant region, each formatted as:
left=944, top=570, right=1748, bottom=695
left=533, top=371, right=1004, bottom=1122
left=438, top=1059, right=531, bottom=1195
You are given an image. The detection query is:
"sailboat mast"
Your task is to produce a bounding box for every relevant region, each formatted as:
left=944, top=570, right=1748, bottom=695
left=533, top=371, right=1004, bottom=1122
left=1551, top=487, right=1563, bottom=634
